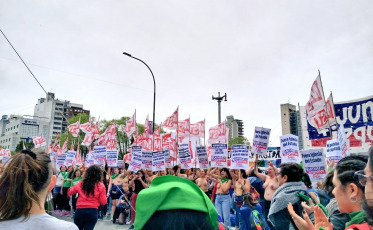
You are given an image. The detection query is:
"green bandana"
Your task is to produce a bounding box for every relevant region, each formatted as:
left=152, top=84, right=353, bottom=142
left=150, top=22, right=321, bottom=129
left=220, top=177, right=228, bottom=184
left=111, top=174, right=119, bottom=179
left=345, top=210, right=367, bottom=228
left=134, top=175, right=218, bottom=230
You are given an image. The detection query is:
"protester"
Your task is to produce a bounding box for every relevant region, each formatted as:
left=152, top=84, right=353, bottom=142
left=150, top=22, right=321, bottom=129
left=0, top=162, right=3, bottom=178
left=288, top=155, right=370, bottom=230
left=253, top=157, right=279, bottom=224
left=302, top=172, right=320, bottom=203
left=359, top=146, right=373, bottom=227
left=71, top=168, right=83, bottom=215
left=209, top=167, right=232, bottom=228
left=134, top=175, right=219, bottom=230
left=98, top=165, right=108, bottom=220
left=0, top=149, right=78, bottom=229
left=246, top=166, right=265, bottom=210
left=61, top=165, right=74, bottom=216
left=239, top=192, right=267, bottom=230
left=128, top=170, right=148, bottom=230
left=68, top=164, right=107, bottom=230
left=230, top=169, right=251, bottom=230
left=107, top=167, right=126, bottom=220
left=268, top=162, right=310, bottom=230
left=196, top=169, right=210, bottom=198
left=52, top=165, right=66, bottom=215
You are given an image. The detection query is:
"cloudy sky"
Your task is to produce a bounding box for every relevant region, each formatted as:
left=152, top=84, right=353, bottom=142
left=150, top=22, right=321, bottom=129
left=1, top=1, right=372, bottom=146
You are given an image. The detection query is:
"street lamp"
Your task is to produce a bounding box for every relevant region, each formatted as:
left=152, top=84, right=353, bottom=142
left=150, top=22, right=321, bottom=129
left=212, top=92, right=227, bottom=124
left=123, top=52, right=156, bottom=133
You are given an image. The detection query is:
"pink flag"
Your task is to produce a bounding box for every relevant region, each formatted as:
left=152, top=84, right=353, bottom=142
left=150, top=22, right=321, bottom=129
left=40, top=134, right=46, bottom=147
left=163, top=108, right=178, bottom=130
left=80, top=118, right=92, bottom=134
left=208, top=121, right=227, bottom=144
left=154, top=123, right=161, bottom=137
left=325, top=93, right=336, bottom=126
left=125, top=111, right=136, bottom=137
left=144, top=115, right=150, bottom=138
left=52, top=133, right=59, bottom=152
left=92, top=122, right=100, bottom=139
left=81, top=133, right=93, bottom=146
left=305, top=75, right=328, bottom=131
left=32, top=136, right=41, bottom=148
left=61, top=136, right=69, bottom=153
left=47, top=141, right=53, bottom=154
left=70, top=142, right=75, bottom=151
left=68, top=118, right=80, bottom=138
left=178, top=118, right=190, bottom=138
left=105, top=124, right=117, bottom=150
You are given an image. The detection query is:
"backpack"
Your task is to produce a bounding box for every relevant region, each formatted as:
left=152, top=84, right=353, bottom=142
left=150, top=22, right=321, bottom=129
left=249, top=209, right=270, bottom=230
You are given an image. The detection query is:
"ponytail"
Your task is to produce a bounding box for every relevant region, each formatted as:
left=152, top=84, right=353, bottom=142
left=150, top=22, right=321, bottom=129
left=0, top=149, right=51, bottom=221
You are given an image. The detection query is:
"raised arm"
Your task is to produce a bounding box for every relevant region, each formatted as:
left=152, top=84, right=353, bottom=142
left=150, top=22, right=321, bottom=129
left=209, top=168, right=220, bottom=180
left=254, top=156, right=267, bottom=182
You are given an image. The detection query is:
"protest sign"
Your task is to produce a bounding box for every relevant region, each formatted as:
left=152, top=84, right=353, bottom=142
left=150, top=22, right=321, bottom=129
left=211, top=143, right=228, bottom=168
left=128, top=146, right=142, bottom=172
left=56, top=153, right=67, bottom=167
left=94, top=146, right=107, bottom=166
left=231, top=145, right=250, bottom=170
left=85, top=159, right=95, bottom=167
left=326, top=139, right=343, bottom=166
left=64, top=151, right=76, bottom=166
left=196, top=146, right=209, bottom=169
left=252, top=127, right=271, bottom=155
left=50, top=152, right=57, bottom=163
left=249, top=147, right=281, bottom=173
left=141, top=150, right=153, bottom=170
left=178, top=143, right=192, bottom=169
left=117, top=160, right=124, bottom=169
left=280, top=134, right=301, bottom=164
left=163, top=148, right=172, bottom=168
left=152, top=151, right=165, bottom=172
left=337, top=124, right=350, bottom=157
left=301, top=148, right=327, bottom=182
left=107, top=150, right=118, bottom=167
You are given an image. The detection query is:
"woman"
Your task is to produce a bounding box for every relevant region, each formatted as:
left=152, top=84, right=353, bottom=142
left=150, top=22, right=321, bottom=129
left=254, top=156, right=279, bottom=228
left=288, top=155, right=369, bottom=230
left=71, top=169, right=82, bottom=215
left=60, top=165, right=74, bottom=216
left=358, top=146, right=373, bottom=227
left=0, top=149, right=78, bottom=229
left=209, top=167, right=232, bottom=228
left=196, top=169, right=210, bottom=198
left=52, top=165, right=66, bottom=215
left=231, top=169, right=251, bottom=230
left=107, top=167, right=126, bottom=220
left=239, top=192, right=267, bottom=230
left=68, top=164, right=107, bottom=230
left=129, top=170, right=148, bottom=230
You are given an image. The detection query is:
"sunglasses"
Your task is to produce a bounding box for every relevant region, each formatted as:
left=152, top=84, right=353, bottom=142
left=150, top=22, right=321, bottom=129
left=354, top=170, right=373, bottom=186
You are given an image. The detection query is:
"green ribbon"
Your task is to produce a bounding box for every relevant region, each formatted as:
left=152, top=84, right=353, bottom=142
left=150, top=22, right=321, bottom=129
left=220, top=177, right=228, bottom=184
left=111, top=174, right=119, bottom=179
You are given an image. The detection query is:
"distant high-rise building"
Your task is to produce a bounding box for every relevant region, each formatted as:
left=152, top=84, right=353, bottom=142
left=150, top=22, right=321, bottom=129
left=280, top=103, right=303, bottom=149
left=226, top=115, right=244, bottom=140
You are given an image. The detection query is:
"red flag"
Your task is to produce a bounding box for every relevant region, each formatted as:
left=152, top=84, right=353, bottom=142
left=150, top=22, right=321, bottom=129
left=305, top=75, right=328, bottom=131
left=52, top=133, right=59, bottom=152
left=61, top=136, right=69, bottom=153
left=81, top=133, right=93, bottom=146
left=125, top=111, right=136, bottom=137
left=163, top=108, right=178, bottom=130
left=68, top=118, right=80, bottom=137
left=32, top=136, right=41, bottom=148
left=80, top=117, right=92, bottom=134
left=144, top=115, right=150, bottom=138
left=92, top=122, right=100, bottom=139
left=40, top=134, right=46, bottom=147
left=325, top=92, right=336, bottom=126
left=70, top=142, right=75, bottom=151
left=208, top=121, right=227, bottom=144
left=154, top=123, right=161, bottom=137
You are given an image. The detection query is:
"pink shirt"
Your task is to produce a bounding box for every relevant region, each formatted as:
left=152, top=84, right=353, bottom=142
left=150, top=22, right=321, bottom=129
left=68, top=181, right=107, bottom=209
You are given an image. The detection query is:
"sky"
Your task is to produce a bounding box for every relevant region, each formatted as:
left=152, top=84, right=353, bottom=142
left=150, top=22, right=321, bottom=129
left=1, top=0, right=372, bottom=146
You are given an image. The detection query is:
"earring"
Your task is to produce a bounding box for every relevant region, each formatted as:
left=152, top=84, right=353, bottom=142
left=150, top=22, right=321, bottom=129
left=350, top=197, right=357, bottom=203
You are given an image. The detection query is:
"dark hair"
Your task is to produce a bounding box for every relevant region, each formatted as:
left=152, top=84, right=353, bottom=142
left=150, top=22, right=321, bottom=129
left=279, top=163, right=304, bottom=182
left=82, top=165, right=103, bottom=196
left=240, top=169, right=247, bottom=179
left=142, top=209, right=214, bottom=230
left=73, top=169, right=82, bottom=178
left=172, top=166, right=178, bottom=174
left=220, top=168, right=232, bottom=180
left=363, top=146, right=373, bottom=225
left=243, top=193, right=259, bottom=208
left=335, top=155, right=367, bottom=191
left=301, top=172, right=312, bottom=188
left=319, top=169, right=335, bottom=198
left=136, top=170, right=146, bottom=181
left=0, top=149, right=51, bottom=221
left=249, top=167, right=262, bottom=177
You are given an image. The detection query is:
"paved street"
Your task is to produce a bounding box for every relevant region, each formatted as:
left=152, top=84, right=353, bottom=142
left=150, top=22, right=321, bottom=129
left=55, top=215, right=131, bottom=230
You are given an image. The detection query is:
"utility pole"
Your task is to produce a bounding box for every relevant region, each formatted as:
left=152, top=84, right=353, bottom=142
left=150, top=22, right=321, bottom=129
left=212, top=92, right=227, bottom=124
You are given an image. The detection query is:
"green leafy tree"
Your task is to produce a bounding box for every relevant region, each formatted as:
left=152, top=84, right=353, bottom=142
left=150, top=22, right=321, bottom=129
left=228, top=137, right=250, bottom=148
left=15, top=140, right=35, bottom=152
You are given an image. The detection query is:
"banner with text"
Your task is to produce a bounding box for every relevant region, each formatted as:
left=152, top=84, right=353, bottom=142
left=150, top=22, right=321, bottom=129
left=163, top=149, right=172, bottom=168
left=64, top=151, right=76, bottom=167
left=152, top=151, right=165, bottom=172
left=280, top=134, right=301, bottom=164
left=211, top=143, right=228, bottom=168
left=141, top=150, right=153, bottom=171
left=94, top=146, right=107, bottom=166
left=196, top=146, right=209, bottom=169
left=301, top=148, right=327, bottom=182
left=326, top=139, right=343, bottom=166
left=231, top=145, right=250, bottom=170
left=178, top=143, right=192, bottom=169
left=107, top=150, right=118, bottom=167
left=252, top=127, right=271, bottom=155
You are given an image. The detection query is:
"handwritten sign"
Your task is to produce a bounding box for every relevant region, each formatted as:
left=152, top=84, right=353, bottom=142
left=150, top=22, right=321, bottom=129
left=280, top=134, right=301, bottom=164
left=231, top=145, right=250, bottom=170
left=252, top=127, right=271, bottom=155
left=211, top=143, right=228, bottom=168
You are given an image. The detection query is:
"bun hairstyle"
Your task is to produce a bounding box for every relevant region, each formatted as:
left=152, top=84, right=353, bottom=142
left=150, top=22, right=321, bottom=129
left=0, top=149, right=52, bottom=221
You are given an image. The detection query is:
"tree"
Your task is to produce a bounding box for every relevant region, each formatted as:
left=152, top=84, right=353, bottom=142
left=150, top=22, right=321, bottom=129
left=15, top=140, right=35, bottom=152
left=228, top=137, right=250, bottom=148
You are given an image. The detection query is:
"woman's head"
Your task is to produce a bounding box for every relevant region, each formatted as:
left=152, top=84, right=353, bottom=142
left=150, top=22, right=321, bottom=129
left=137, top=170, right=146, bottom=181
left=332, top=155, right=367, bottom=213
left=67, top=166, right=73, bottom=173
left=220, top=168, right=232, bottom=180
left=113, top=167, right=119, bottom=174
left=240, top=169, right=247, bottom=179
left=267, top=166, right=275, bottom=176
left=0, top=149, right=56, bottom=221
left=82, top=165, right=103, bottom=196
left=361, top=146, right=373, bottom=225
left=319, top=169, right=335, bottom=198
left=60, top=165, right=66, bottom=172
left=73, top=169, right=82, bottom=178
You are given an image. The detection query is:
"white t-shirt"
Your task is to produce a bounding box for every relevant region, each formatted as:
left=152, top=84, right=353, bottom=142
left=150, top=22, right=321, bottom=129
left=0, top=213, right=78, bottom=230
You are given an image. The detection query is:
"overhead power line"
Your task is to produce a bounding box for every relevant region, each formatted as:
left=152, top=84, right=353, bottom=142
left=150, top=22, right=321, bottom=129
left=0, top=28, right=47, bottom=94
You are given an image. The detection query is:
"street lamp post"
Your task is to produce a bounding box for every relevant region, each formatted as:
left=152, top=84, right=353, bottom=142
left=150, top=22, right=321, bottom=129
left=212, top=92, right=227, bottom=124
left=123, top=52, right=156, bottom=133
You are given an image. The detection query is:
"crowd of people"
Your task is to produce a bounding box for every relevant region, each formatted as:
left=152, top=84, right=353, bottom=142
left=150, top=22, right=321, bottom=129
left=0, top=146, right=372, bottom=230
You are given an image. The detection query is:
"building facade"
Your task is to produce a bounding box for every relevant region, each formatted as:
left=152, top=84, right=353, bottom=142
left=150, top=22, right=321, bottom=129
left=226, top=115, right=244, bottom=140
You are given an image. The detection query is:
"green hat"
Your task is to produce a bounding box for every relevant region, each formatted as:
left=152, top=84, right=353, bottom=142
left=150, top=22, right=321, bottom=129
left=134, top=175, right=218, bottom=230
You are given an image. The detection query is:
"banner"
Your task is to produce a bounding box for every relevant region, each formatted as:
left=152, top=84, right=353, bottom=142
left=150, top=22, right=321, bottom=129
left=280, top=134, right=301, bottom=164
left=64, top=151, right=76, bottom=166
left=56, top=153, right=67, bottom=167
left=307, top=95, right=373, bottom=150
left=107, top=150, right=118, bottom=167
left=85, top=159, right=95, bottom=167
left=164, top=149, right=172, bottom=168
left=94, top=146, right=107, bottom=166
left=141, top=150, right=153, bottom=170
left=152, top=151, right=165, bottom=172
left=128, top=146, right=142, bottom=172
left=252, top=127, right=271, bottom=155
left=117, top=160, right=124, bottom=169
left=301, top=149, right=327, bottom=182
left=337, top=123, right=350, bottom=157
left=230, top=145, right=250, bottom=170
left=249, top=147, right=281, bottom=173
left=326, top=139, right=343, bottom=166
left=178, top=143, right=192, bottom=169
left=125, top=111, right=136, bottom=137
left=211, top=143, right=228, bottom=168
left=196, top=146, right=209, bottom=169
left=208, top=122, right=227, bottom=144
left=163, top=108, right=178, bottom=130
left=68, top=119, right=80, bottom=138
